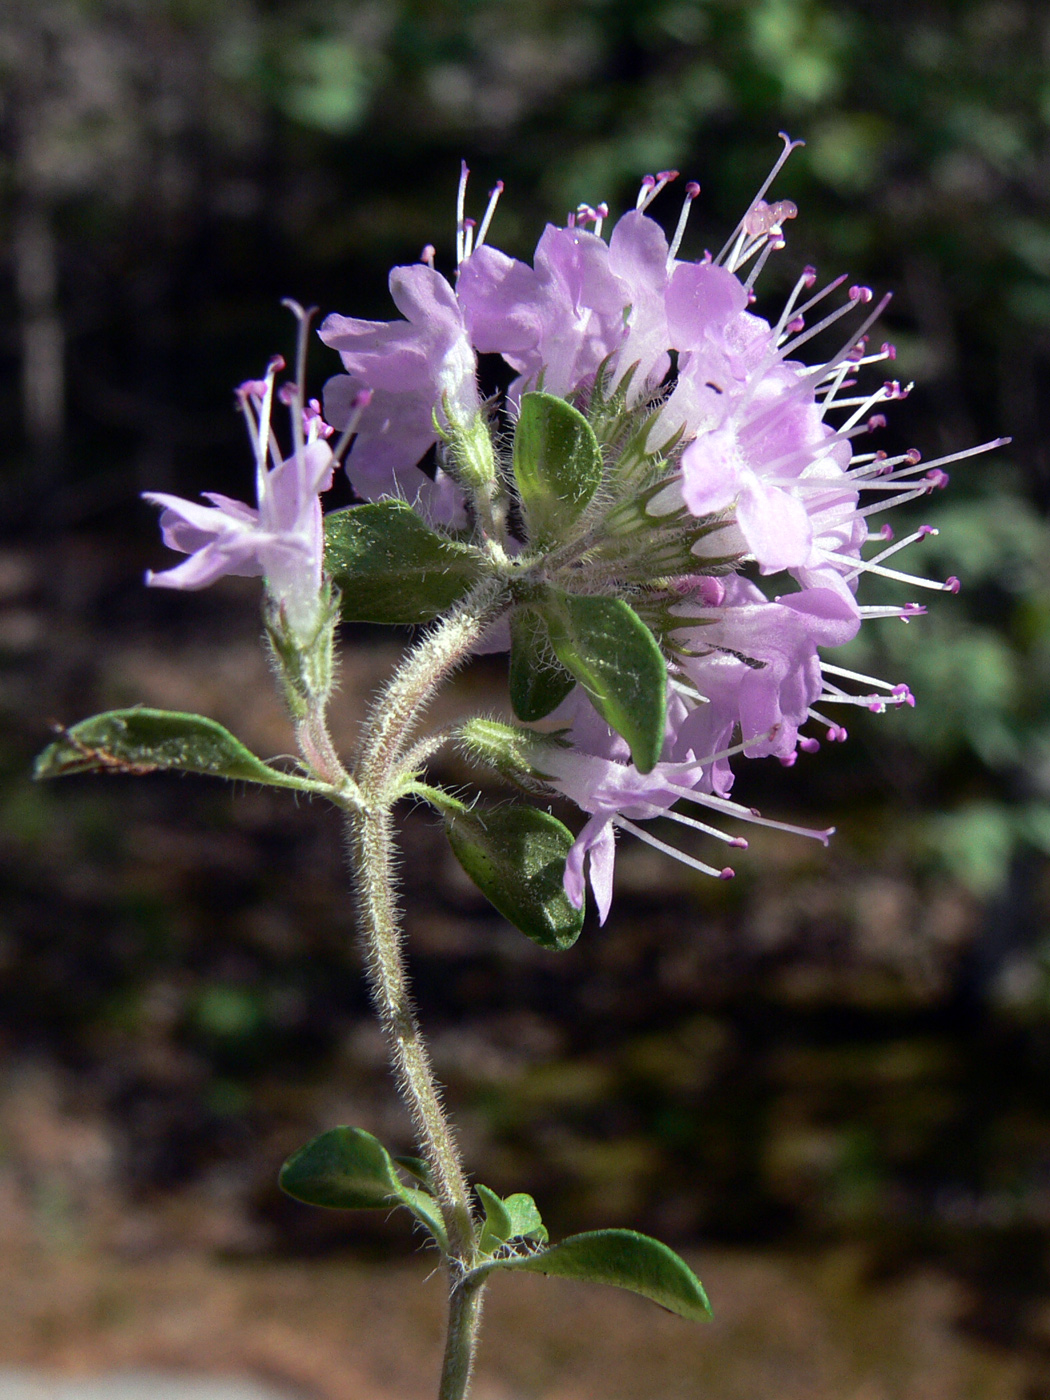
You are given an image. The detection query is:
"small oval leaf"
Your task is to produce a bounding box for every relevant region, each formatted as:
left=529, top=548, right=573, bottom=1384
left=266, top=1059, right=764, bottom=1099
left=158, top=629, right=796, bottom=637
left=325, top=501, right=487, bottom=624
left=445, top=804, right=584, bottom=950
left=394, top=1155, right=436, bottom=1193
left=542, top=591, right=667, bottom=774
left=509, top=607, right=575, bottom=722
left=280, top=1127, right=449, bottom=1250
left=400, top=1186, right=450, bottom=1251
left=513, top=392, right=603, bottom=548
left=502, top=1193, right=547, bottom=1244
left=34, top=709, right=317, bottom=791
left=279, top=1126, right=403, bottom=1210
left=503, top=1228, right=711, bottom=1321
left=476, top=1185, right=548, bottom=1253
left=476, top=1183, right=515, bottom=1252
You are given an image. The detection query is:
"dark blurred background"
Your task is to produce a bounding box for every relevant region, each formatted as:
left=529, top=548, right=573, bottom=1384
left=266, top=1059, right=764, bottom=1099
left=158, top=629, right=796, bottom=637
left=4, top=1, right=1050, bottom=1394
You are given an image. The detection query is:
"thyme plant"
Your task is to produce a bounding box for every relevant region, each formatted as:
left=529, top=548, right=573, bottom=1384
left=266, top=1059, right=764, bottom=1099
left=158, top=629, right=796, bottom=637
left=35, top=138, right=1004, bottom=1399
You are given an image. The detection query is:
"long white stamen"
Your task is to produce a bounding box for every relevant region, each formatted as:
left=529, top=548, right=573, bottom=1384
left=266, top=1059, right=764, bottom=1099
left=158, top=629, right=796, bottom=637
left=743, top=235, right=785, bottom=292
left=716, top=132, right=804, bottom=266
left=776, top=274, right=849, bottom=344
left=853, top=484, right=938, bottom=519
left=667, top=181, right=700, bottom=261
left=661, top=807, right=749, bottom=848
left=665, top=783, right=834, bottom=844
left=456, top=161, right=469, bottom=266
left=803, top=293, right=893, bottom=383
left=281, top=299, right=316, bottom=461
left=614, top=817, right=734, bottom=879
left=823, top=547, right=954, bottom=591
left=475, top=181, right=504, bottom=249
left=821, top=662, right=905, bottom=692
left=859, top=604, right=927, bottom=620
left=779, top=295, right=866, bottom=359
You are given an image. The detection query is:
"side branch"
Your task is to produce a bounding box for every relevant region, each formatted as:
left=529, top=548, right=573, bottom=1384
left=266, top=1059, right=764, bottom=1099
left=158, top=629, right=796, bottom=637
left=356, top=577, right=506, bottom=792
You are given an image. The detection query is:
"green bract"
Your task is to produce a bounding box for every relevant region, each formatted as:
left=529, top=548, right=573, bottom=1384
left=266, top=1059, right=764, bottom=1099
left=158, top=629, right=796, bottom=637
left=443, top=802, right=584, bottom=950
left=324, top=500, right=487, bottom=625
left=509, top=606, right=576, bottom=722
left=512, top=392, right=603, bottom=549
left=541, top=590, right=667, bottom=774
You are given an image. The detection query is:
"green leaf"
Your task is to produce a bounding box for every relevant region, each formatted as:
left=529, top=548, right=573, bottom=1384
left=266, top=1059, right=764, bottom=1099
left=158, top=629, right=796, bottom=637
left=34, top=709, right=318, bottom=792
left=476, top=1183, right=515, bottom=1252
left=279, top=1126, right=404, bottom=1210
left=512, top=392, right=603, bottom=547
left=542, top=591, right=667, bottom=773
left=509, top=607, right=575, bottom=721
left=399, top=1186, right=449, bottom=1250
left=394, top=1155, right=436, bottom=1193
left=500, top=1229, right=711, bottom=1321
left=502, top=1193, right=548, bottom=1244
left=279, top=1127, right=448, bottom=1250
left=444, top=804, right=584, bottom=950
left=476, top=1185, right=548, bottom=1253
left=324, top=501, right=486, bottom=625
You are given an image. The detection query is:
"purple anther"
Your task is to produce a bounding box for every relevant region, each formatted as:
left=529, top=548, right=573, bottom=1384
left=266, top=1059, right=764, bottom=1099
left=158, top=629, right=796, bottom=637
left=849, top=285, right=874, bottom=303
left=945, top=576, right=961, bottom=594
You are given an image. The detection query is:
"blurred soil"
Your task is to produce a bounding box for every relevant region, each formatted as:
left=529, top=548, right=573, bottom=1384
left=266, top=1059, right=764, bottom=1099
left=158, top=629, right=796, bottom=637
left=0, top=1234, right=1029, bottom=1400
left=4, top=536, right=1050, bottom=1396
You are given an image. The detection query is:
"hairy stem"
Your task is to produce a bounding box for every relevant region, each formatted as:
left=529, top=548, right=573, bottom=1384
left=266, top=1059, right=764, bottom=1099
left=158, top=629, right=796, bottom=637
left=356, top=577, right=505, bottom=794
left=438, top=1275, right=488, bottom=1400
left=346, top=803, right=475, bottom=1257
left=344, top=575, right=510, bottom=1397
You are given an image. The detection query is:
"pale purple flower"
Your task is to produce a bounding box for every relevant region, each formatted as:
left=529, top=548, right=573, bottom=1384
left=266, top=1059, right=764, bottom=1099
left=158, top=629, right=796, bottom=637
left=534, top=688, right=721, bottom=924
left=144, top=356, right=344, bottom=639
left=458, top=205, right=674, bottom=404
left=319, top=263, right=478, bottom=525
left=673, top=575, right=861, bottom=760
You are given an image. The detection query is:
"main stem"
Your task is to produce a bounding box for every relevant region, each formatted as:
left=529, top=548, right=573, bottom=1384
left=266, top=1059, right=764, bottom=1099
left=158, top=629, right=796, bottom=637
left=346, top=803, right=475, bottom=1258
left=343, top=578, right=507, bottom=1399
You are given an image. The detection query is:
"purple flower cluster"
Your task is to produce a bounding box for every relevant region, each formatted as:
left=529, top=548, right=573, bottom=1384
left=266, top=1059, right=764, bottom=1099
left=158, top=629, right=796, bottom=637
left=144, top=143, right=1001, bottom=921
left=318, top=145, right=991, bottom=917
